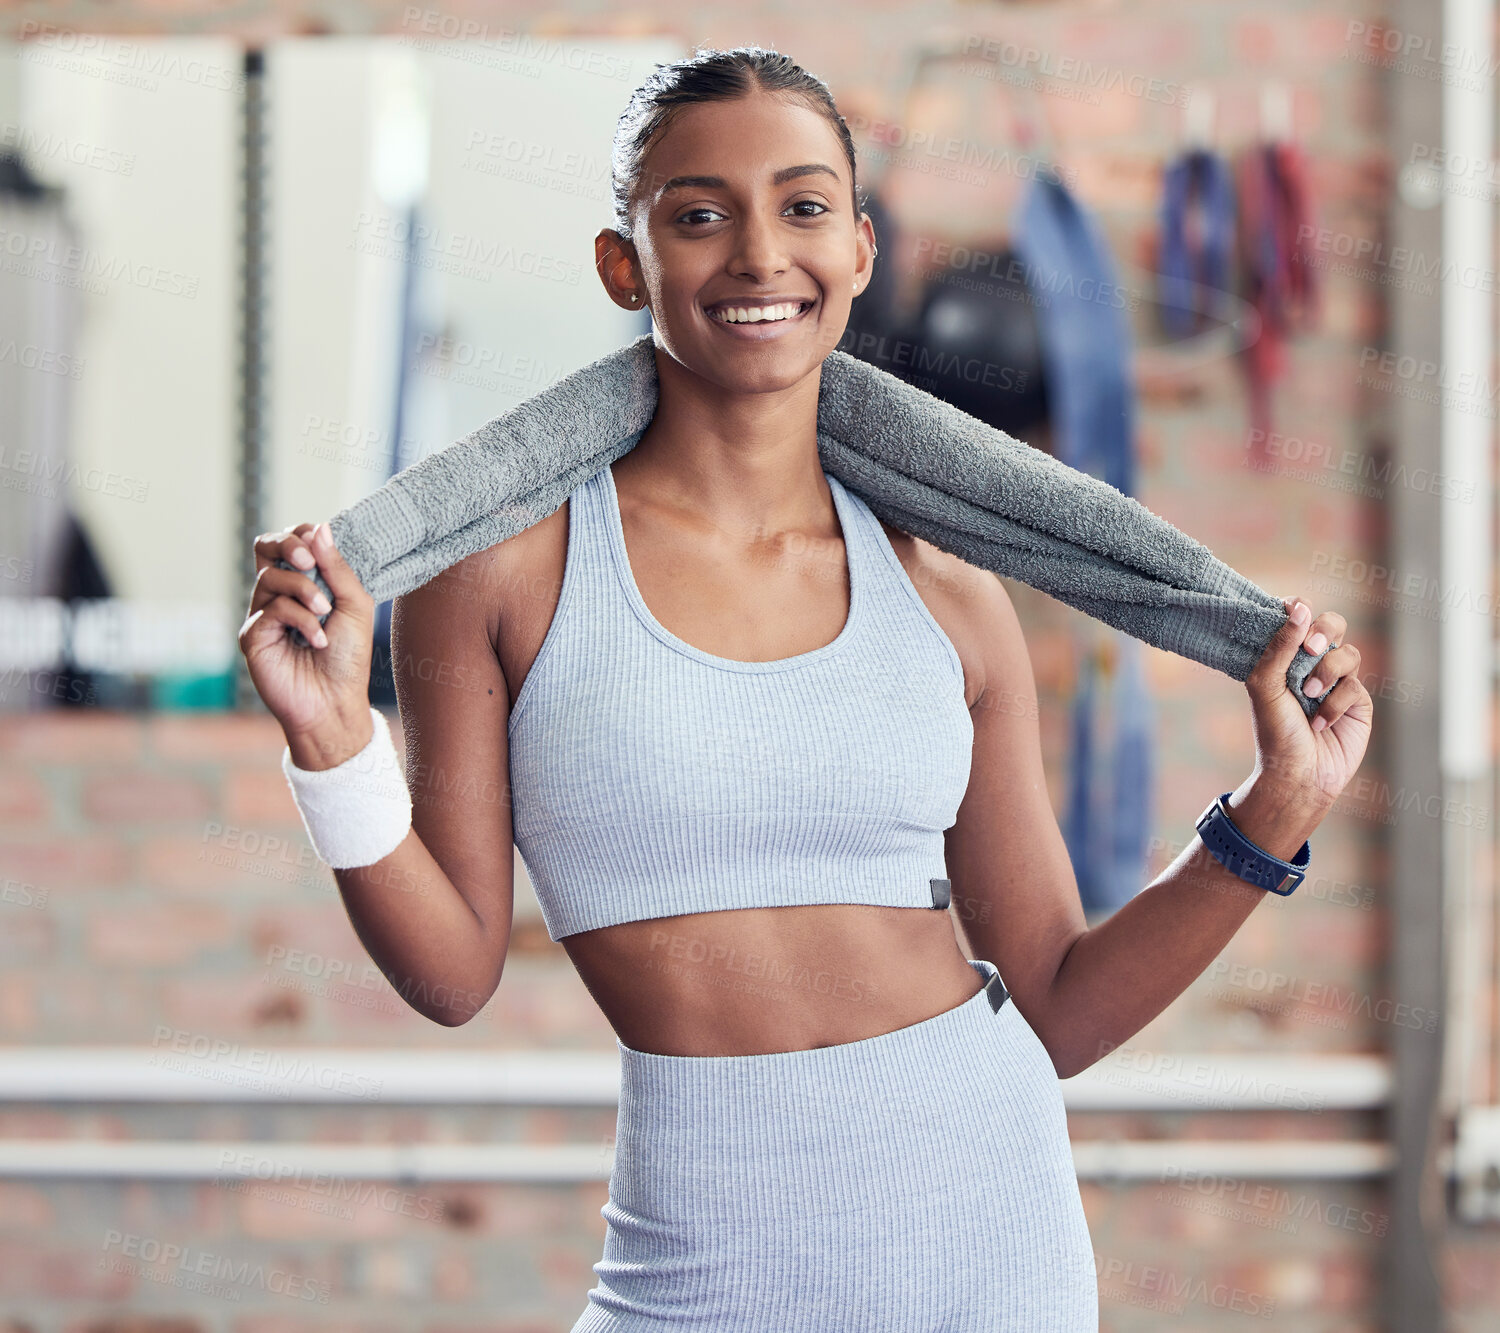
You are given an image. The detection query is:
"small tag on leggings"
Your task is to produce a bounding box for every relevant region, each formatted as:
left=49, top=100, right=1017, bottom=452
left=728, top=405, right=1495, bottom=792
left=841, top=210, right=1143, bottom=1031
left=930, top=877, right=951, bottom=909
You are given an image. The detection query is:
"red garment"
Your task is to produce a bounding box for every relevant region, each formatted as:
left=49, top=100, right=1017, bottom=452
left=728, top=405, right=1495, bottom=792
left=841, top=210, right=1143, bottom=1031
left=1236, top=141, right=1321, bottom=460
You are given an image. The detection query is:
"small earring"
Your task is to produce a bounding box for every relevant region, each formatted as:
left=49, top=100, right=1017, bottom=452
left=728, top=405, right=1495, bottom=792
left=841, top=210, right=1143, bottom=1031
left=629, top=292, right=639, bottom=303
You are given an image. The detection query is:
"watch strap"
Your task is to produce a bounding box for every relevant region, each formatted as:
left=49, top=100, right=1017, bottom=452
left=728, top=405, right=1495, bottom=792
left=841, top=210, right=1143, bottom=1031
left=1194, top=791, right=1310, bottom=896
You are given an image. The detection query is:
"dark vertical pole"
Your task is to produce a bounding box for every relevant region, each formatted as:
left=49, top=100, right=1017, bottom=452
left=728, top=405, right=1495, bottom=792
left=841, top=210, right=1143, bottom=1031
left=1386, top=0, right=1446, bottom=1326
left=234, top=46, right=270, bottom=711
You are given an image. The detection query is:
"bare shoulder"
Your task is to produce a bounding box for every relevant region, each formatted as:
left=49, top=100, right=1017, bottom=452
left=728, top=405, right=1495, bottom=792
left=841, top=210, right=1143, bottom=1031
left=397, top=503, right=568, bottom=662
left=873, top=517, right=1024, bottom=711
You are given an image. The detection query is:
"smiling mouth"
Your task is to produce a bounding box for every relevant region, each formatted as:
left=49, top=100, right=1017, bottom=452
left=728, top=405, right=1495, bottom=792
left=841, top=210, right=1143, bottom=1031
left=705, top=299, right=815, bottom=325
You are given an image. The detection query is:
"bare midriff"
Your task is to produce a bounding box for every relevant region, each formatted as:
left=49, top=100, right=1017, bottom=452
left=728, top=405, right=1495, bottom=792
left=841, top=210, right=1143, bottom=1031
left=559, top=904, right=985, bottom=1056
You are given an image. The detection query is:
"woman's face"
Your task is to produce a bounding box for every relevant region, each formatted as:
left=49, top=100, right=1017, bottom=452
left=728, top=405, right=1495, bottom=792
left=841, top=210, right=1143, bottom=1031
left=598, top=87, right=876, bottom=394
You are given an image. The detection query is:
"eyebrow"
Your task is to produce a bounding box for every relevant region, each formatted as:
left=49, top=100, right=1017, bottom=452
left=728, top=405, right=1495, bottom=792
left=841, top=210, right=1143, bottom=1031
left=655, top=162, right=841, bottom=200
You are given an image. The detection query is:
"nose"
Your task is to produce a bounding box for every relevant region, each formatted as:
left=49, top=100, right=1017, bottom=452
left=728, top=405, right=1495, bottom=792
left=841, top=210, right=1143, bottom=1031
left=727, top=209, right=790, bottom=284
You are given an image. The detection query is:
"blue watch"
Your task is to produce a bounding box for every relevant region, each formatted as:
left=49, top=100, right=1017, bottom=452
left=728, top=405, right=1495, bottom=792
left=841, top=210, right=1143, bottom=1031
left=1194, top=791, right=1310, bottom=896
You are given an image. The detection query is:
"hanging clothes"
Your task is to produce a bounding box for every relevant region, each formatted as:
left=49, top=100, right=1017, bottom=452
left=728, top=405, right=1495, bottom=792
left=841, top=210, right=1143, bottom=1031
left=1158, top=147, right=1238, bottom=341
left=1012, top=165, right=1135, bottom=495
left=1010, top=163, right=1154, bottom=915
left=1062, top=637, right=1157, bottom=912
left=1235, top=140, right=1321, bottom=459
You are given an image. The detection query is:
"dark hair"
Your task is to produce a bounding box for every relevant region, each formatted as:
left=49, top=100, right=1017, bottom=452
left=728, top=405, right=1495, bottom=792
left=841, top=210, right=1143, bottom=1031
left=610, top=45, right=867, bottom=242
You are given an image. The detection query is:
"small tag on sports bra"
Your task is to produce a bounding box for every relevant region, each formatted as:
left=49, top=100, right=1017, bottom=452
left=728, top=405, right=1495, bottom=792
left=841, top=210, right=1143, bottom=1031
left=984, top=971, right=1009, bottom=1012
left=930, top=877, right=951, bottom=909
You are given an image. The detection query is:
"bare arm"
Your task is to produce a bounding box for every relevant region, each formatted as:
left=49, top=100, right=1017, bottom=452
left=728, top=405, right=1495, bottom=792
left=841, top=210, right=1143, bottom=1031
left=292, top=555, right=514, bottom=1027
left=944, top=576, right=1344, bottom=1079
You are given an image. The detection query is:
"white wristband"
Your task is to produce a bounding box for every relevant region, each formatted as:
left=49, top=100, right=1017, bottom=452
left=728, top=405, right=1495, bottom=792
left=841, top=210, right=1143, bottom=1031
left=281, top=705, right=413, bottom=868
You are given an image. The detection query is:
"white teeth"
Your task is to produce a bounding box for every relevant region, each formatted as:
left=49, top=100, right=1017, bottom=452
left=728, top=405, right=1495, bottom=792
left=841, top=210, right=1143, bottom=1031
left=710, top=301, right=806, bottom=324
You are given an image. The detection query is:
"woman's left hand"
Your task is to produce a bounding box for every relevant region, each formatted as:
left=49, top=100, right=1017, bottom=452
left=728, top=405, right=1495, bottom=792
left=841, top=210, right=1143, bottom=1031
left=1244, top=596, right=1374, bottom=808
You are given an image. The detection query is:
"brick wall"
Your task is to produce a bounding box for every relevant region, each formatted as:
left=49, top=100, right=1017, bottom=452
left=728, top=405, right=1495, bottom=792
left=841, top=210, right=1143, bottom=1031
left=3, top=1, right=1492, bottom=1330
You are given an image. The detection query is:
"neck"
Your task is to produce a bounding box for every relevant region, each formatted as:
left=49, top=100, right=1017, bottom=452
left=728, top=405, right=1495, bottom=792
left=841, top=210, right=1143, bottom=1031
left=615, top=342, right=832, bottom=535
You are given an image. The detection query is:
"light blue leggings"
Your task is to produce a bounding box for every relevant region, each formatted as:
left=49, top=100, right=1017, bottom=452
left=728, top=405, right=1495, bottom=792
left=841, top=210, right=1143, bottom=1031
left=570, top=959, right=1099, bottom=1331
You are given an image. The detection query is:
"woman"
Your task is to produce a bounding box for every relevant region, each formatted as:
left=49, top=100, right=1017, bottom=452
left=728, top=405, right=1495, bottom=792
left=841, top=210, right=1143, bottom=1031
left=239, top=46, right=1373, bottom=1332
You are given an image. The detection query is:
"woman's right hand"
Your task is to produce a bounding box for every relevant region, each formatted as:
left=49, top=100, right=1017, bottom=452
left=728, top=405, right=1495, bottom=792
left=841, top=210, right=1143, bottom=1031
left=238, top=521, right=376, bottom=766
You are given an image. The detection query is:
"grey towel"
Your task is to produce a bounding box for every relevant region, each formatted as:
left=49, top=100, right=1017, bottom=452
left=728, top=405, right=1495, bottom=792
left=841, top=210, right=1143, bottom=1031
left=281, top=332, right=1330, bottom=716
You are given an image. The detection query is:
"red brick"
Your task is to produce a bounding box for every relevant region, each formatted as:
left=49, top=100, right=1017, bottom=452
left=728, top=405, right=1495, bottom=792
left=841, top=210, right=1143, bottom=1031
left=63, top=1320, right=204, bottom=1333
left=237, top=1179, right=414, bottom=1241
left=148, top=711, right=287, bottom=763
left=0, top=975, right=37, bottom=1034
left=249, top=905, right=367, bottom=966
left=82, top=772, right=215, bottom=823
left=0, top=772, right=49, bottom=822
left=85, top=901, right=236, bottom=966
left=228, top=1320, right=400, bottom=1333
left=0, top=908, right=56, bottom=962
left=1234, top=17, right=1282, bottom=65
left=138, top=833, right=322, bottom=895
left=223, top=768, right=300, bottom=824
left=0, top=711, right=144, bottom=762
left=158, top=973, right=314, bottom=1035
left=320, top=977, right=428, bottom=1037
left=0, top=1182, right=54, bottom=1230
left=0, top=837, right=131, bottom=889
left=2, top=1242, right=133, bottom=1299
left=432, top=1249, right=475, bottom=1302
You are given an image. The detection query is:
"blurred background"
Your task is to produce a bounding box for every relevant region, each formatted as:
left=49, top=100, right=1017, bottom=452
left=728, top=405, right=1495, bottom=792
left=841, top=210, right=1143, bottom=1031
left=0, top=2, right=1492, bottom=1330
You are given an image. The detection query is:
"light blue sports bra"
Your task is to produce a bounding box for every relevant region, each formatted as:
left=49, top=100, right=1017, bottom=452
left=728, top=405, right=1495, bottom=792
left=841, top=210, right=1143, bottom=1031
left=506, top=446, right=975, bottom=942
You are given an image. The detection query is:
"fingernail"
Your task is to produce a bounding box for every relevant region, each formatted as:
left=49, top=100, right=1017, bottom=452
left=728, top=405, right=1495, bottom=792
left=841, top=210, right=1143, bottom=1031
left=312, top=523, right=326, bottom=547
left=312, top=593, right=331, bottom=614
left=1305, top=677, right=1323, bottom=696
left=1292, top=602, right=1309, bottom=624
left=1312, top=715, right=1327, bottom=732
left=291, top=546, right=314, bottom=569
left=313, top=628, right=328, bottom=648
left=1306, top=633, right=1326, bottom=654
